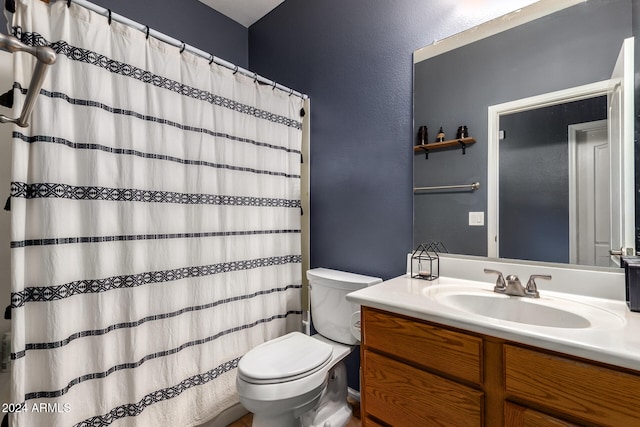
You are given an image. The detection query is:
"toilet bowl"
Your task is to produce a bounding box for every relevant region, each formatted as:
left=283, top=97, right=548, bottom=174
left=236, top=268, right=382, bottom=427
left=237, top=333, right=352, bottom=427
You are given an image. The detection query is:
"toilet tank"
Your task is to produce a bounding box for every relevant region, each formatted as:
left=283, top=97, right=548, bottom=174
left=307, top=268, right=382, bottom=345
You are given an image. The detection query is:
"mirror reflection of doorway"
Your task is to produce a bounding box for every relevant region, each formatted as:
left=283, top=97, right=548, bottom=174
left=498, top=96, right=607, bottom=264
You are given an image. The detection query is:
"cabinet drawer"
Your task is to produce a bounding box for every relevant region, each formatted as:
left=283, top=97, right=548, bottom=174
left=363, top=307, right=483, bottom=384
left=504, top=401, right=578, bottom=427
left=505, top=345, right=640, bottom=426
left=363, top=350, right=483, bottom=427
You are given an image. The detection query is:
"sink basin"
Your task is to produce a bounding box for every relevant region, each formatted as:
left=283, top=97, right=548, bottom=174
left=439, top=293, right=590, bottom=328
left=424, top=286, right=624, bottom=329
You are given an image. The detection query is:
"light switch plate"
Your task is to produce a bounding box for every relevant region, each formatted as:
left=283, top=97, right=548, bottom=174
left=469, top=211, right=484, bottom=226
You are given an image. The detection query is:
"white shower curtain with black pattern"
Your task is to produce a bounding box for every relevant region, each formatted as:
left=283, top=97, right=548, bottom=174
left=8, top=1, right=303, bottom=426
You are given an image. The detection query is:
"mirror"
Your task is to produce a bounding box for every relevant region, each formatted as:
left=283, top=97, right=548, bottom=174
left=413, top=0, right=636, bottom=269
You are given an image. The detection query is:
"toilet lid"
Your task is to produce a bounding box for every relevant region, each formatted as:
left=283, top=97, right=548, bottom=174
left=238, top=332, right=333, bottom=384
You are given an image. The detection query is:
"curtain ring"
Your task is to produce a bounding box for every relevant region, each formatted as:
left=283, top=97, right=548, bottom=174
left=272, top=80, right=277, bottom=90
left=145, top=25, right=150, bottom=40
left=233, top=65, right=239, bottom=75
left=180, top=42, right=186, bottom=54
left=253, top=73, right=258, bottom=83
left=289, top=88, right=294, bottom=97
left=209, top=55, right=214, bottom=65
left=107, top=9, right=112, bottom=25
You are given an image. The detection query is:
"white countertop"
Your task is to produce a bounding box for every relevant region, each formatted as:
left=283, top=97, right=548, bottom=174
left=346, top=274, right=640, bottom=371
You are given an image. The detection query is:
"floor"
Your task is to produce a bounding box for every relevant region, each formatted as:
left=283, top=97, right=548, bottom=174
left=227, top=398, right=361, bottom=427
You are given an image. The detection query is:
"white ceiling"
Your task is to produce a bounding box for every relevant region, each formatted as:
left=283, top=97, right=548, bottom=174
left=198, top=0, right=285, bottom=27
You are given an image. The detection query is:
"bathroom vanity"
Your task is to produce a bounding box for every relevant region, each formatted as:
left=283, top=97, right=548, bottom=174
left=347, top=273, right=640, bottom=427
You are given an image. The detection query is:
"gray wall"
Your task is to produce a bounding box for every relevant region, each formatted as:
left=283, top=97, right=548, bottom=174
left=414, top=0, right=632, bottom=256
left=248, top=0, right=535, bottom=281
left=249, top=0, right=418, bottom=281
left=2, top=0, right=248, bottom=67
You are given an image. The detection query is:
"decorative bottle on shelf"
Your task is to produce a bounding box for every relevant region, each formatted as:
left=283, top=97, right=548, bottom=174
left=456, top=125, right=469, bottom=139
left=436, top=127, right=445, bottom=142
left=416, top=126, right=428, bottom=146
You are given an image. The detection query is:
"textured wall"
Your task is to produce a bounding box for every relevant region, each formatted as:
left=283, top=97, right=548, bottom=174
left=248, top=0, right=538, bottom=281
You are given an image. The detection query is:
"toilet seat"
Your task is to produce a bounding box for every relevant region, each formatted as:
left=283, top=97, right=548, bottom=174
left=238, top=332, right=333, bottom=385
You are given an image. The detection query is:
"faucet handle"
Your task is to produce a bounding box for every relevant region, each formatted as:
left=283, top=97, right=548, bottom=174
left=484, top=268, right=506, bottom=291
left=525, top=274, right=551, bottom=298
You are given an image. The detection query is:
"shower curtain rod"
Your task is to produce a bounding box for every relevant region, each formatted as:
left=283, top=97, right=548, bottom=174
left=59, top=0, right=308, bottom=100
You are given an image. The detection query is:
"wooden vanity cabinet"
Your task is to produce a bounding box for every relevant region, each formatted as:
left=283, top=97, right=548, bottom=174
left=360, top=307, right=640, bottom=427
left=361, top=307, right=484, bottom=426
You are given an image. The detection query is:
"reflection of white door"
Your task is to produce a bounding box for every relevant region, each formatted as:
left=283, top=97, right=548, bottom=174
left=569, top=121, right=610, bottom=266
left=608, top=37, right=635, bottom=264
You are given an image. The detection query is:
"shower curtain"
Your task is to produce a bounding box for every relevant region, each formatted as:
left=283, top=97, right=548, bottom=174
left=8, top=1, right=303, bottom=426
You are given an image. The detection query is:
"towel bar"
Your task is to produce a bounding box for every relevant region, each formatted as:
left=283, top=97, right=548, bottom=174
left=414, top=182, right=480, bottom=192
left=0, top=32, right=56, bottom=127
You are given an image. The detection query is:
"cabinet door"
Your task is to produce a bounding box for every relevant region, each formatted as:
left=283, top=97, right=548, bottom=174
left=363, top=307, right=483, bottom=385
left=504, top=402, right=578, bottom=427
left=362, top=350, right=483, bottom=427
left=505, top=345, right=640, bottom=426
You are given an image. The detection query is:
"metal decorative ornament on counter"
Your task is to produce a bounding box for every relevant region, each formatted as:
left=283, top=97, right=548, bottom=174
left=411, top=241, right=448, bottom=280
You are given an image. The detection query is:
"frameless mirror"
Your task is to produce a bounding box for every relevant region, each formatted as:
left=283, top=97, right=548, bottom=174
left=413, top=0, right=636, bottom=269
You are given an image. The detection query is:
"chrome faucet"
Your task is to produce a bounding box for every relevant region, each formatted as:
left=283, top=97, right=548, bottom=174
left=524, top=274, right=552, bottom=298
left=484, top=269, right=506, bottom=292
left=484, top=269, right=551, bottom=299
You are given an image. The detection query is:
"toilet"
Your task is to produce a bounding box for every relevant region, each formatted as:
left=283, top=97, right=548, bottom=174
left=236, top=268, right=382, bottom=427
